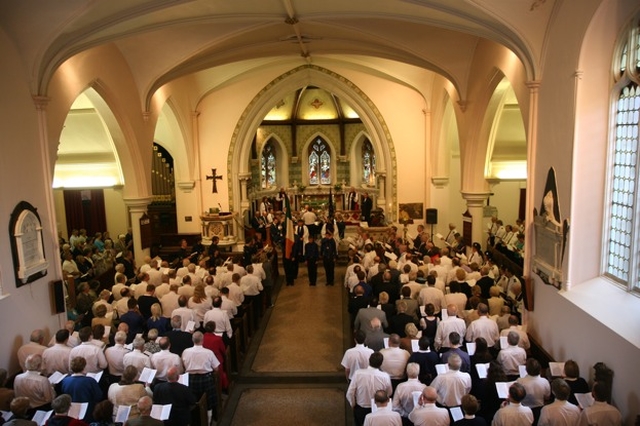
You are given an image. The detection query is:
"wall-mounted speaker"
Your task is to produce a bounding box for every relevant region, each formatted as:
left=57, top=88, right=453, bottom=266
left=426, top=208, right=438, bottom=225
left=51, top=280, right=65, bottom=314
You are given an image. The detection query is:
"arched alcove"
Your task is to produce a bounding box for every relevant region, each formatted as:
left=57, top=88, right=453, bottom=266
left=228, top=65, right=397, bottom=216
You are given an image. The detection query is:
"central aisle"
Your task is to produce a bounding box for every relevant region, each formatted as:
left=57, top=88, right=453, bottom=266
left=251, top=267, right=346, bottom=373
left=220, top=263, right=353, bottom=426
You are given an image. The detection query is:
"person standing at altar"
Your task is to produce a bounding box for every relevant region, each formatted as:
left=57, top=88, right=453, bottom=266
left=305, top=235, right=320, bottom=286
left=275, top=187, right=288, bottom=212
left=347, top=188, right=359, bottom=210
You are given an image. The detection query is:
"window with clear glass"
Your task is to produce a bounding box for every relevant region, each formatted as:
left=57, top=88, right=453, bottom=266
left=309, top=137, right=331, bottom=185
left=362, top=139, right=376, bottom=185
left=261, top=140, right=276, bottom=188
left=605, top=20, right=640, bottom=291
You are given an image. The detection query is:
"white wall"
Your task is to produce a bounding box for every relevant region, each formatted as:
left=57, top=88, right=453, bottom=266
left=0, top=29, right=65, bottom=374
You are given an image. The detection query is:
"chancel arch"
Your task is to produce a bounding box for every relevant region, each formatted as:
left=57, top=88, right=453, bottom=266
left=228, top=65, right=397, bottom=223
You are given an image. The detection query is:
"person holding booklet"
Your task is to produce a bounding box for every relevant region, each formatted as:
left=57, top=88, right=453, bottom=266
left=537, top=379, right=580, bottom=426
left=152, top=367, right=196, bottom=426
left=60, top=358, right=103, bottom=423
left=407, top=386, right=450, bottom=426
left=123, top=396, right=162, bottom=426
left=455, top=394, right=487, bottom=425
left=362, top=390, right=401, bottom=426
left=13, top=355, right=55, bottom=413
left=45, top=395, right=88, bottom=426
left=107, top=366, right=149, bottom=422
left=4, top=396, right=36, bottom=426
left=490, top=382, right=533, bottom=426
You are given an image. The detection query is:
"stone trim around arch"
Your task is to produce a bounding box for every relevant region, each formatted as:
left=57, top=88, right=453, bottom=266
left=227, top=64, right=397, bottom=216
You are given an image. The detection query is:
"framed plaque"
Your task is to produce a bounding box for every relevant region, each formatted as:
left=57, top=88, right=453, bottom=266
left=9, top=201, right=48, bottom=286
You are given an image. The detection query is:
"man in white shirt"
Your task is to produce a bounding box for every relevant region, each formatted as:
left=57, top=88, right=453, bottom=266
left=363, top=390, right=402, bottom=426
left=408, top=386, right=450, bottom=426
left=227, top=273, right=245, bottom=306
left=104, top=331, right=130, bottom=381
left=219, top=287, right=238, bottom=318
left=517, top=358, right=551, bottom=418
left=418, top=275, right=447, bottom=315
left=380, top=334, right=410, bottom=390
left=17, top=330, right=48, bottom=372
left=240, top=265, right=263, bottom=296
left=429, top=353, right=471, bottom=407
left=203, top=297, right=233, bottom=340
left=122, top=337, right=151, bottom=372
left=434, top=304, right=466, bottom=351
left=392, top=363, right=426, bottom=419
left=346, top=352, right=393, bottom=426
left=341, top=331, right=374, bottom=381
left=578, top=382, right=622, bottom=426
left=150, top=337, right=183, bottom=382
left=147, top=259, right=163, bottom=286
left=161, top=284, right=180, bottom=318
left=497, top=331, right=527, bottom=379
left=13, top=354, right=55, bottom=410
left=68, top=327, right=108, bottom=373
left=114, top=287, right=132, bottom=317
left=538, top=378, right=580, bottom=426
left=500, top=317, right=529, bottom=350
left=181, top=332, right=220, bottom=423
left=43, top=329, right=73, bottom=375
left=492, top=382, right=534, bottom=426
left=465, top=303, right=499, bottom=351
left=171, top=295, right=196, bottom=331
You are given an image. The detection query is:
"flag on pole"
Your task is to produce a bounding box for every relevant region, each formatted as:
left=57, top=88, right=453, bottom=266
left=284, top=195, right=295, bottom=260
left=328, top=188, right=335, bottom=219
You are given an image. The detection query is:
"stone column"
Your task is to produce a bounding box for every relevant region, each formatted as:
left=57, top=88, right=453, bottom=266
left=525, top=80, right=541, bottom=285
left=461, top=191, right=491, bottom=247
left=239, top=173, right=252, bottom=206
left=123, top=197, right=153, bottom=263
left=377, top=172, right=386, bottom=203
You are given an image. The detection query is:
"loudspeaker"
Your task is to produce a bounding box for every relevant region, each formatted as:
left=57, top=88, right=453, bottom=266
left=426, top=208, right=438, bottom=225
left=51, top=280, right=65, bottom=314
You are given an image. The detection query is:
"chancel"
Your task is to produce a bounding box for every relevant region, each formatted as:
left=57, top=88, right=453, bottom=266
left=0, top=1, right=638, bottom=425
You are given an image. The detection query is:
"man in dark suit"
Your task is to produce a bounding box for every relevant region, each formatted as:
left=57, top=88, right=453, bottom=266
left=360, top=192, right=373, bottom=224
left=125, top=396, right=164, bottom=426
left=153, top=367, right=196, bottom=426
left=320, top=231, right=338, bottom=286
left=164, top=316, right=194, bottom=356
left=304, top=235, right=319, bottom=286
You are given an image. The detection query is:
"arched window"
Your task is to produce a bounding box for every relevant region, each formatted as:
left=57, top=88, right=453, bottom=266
left=362, top=139, right=376, bottom=185
left=261, top=140, right=276, bottom=188
left=605, top=20, right=640, bottom=290
left=309, top=137, right=331, bottom=185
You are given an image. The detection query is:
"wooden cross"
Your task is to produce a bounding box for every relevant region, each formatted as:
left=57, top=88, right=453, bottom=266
left=206, top=168, right=223, bottom=193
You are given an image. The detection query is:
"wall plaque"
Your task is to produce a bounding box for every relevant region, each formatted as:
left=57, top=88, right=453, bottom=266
left=9, top=201, right=48, bottom=286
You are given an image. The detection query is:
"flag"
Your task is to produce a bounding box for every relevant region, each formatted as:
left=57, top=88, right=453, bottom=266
left=328, top=188, right=334, bottom=219
left=284, top=195, right=295, bottom=260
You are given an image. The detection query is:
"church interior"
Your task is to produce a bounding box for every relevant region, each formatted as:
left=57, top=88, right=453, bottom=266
left=1, top=0, right=639, bottom=424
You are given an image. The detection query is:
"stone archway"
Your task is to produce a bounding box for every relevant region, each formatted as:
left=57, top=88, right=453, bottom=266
left=227, top=65, right=398, bottom=219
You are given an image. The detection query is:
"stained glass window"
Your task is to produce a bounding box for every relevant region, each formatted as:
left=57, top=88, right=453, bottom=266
left=309, top=138, right=331, bottom=185
left=362, top=139, right=376, bottom=185
left=261, top=140, right=276, bottom=188
left=605, top=19, right=640, bottom=290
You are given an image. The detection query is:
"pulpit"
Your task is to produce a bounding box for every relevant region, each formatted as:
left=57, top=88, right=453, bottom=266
left=201, top=212, right=238, bottom=248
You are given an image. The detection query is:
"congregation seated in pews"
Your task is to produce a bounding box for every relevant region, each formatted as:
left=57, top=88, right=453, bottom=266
left=342, top=223, right=622, bottom=426
left=2, top=230, right=274, bottom=426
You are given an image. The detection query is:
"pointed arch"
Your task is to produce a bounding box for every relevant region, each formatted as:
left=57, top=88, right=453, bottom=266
left=300, top=133, right=336, bottom=186
left=348, top=130, right=377, bottom=187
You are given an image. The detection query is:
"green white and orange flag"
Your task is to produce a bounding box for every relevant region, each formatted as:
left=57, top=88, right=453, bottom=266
left=284, top=195, right=295, bottom=259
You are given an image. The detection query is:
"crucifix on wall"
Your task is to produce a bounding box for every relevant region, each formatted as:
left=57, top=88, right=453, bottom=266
left=206, top=168, right=223, bottom=193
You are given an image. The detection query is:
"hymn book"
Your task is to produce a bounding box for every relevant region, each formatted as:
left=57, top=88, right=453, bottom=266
left=31, top=410, right=53, bottom=426
left=48, top=371, right=67, bottom=384
left=86, top=371, right=103, bottom=382
left=150, top=404, right=172, bottom=420
left=548, top=362, right=565, bottom=377
left=466, top=342, right=476, bottom=356
left=178, top=373, right=189, bottom=386
left=139, top=367, right=157, bottom=383
left=475, top=363, right=490, bottom=379
left=575, top=392, right=595, bottom=409
left=449, top=406, right=464, bottom=422
left=115, top=405, right=131, bottom=423
left=435, top=364, right=449, bottom=375
left=519, top=365, right=527, bottom=378
left=495, top=381, right=516, bottom=399
left=68, top=402, right=88, bottom=420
